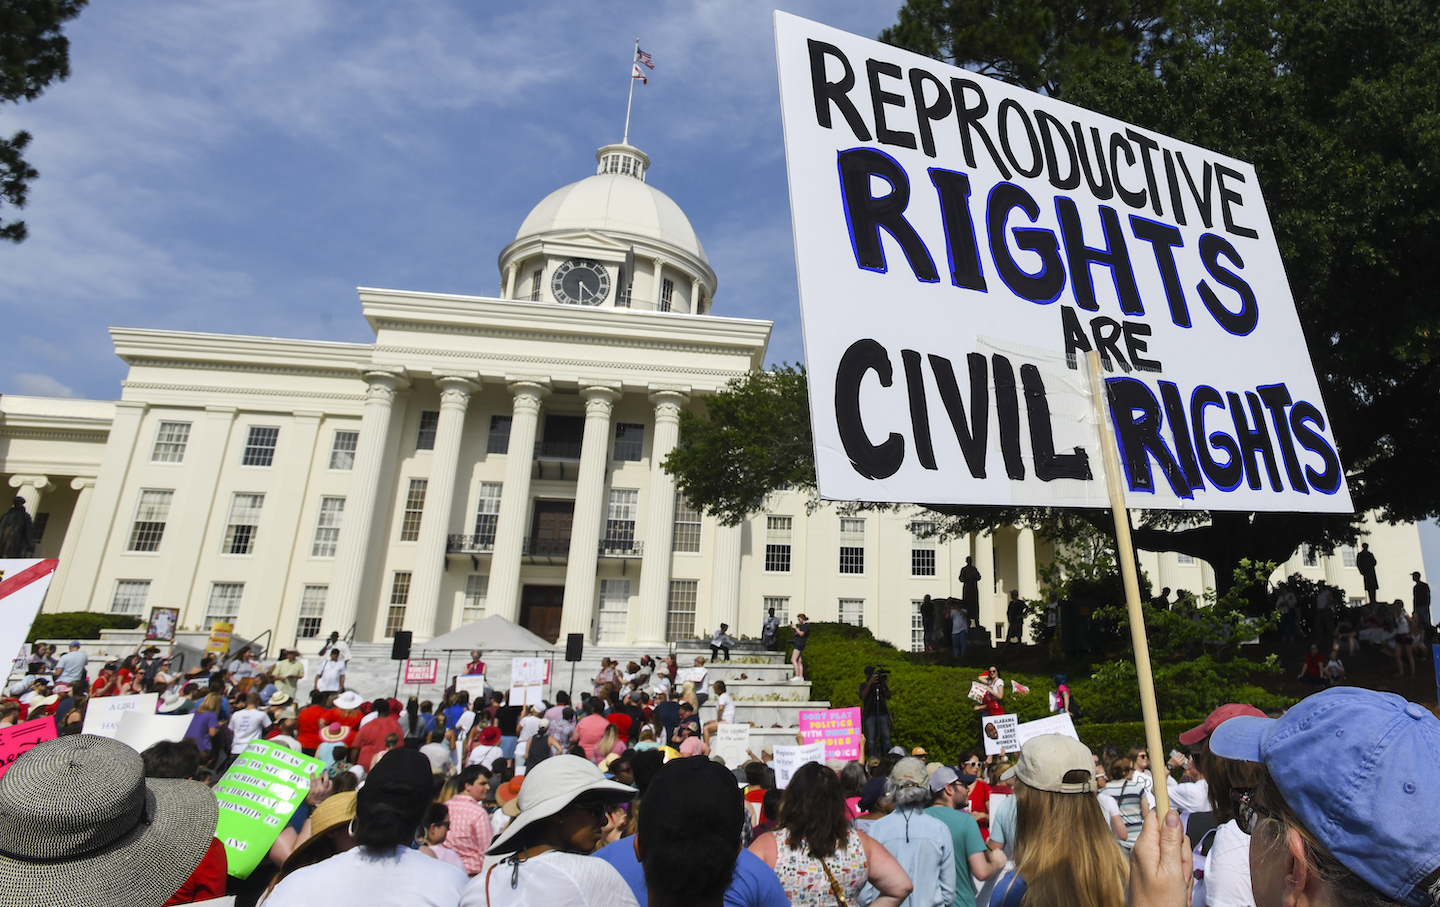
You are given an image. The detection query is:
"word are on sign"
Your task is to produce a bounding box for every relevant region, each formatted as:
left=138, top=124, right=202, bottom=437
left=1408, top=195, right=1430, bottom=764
left=775, top=13, right=1350, bottom=514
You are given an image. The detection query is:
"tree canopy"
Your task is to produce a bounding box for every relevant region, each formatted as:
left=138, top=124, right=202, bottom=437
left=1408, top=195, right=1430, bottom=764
left=666, top=0, right=1440, bottom=592
left=0, top=0, right=88, bottom=242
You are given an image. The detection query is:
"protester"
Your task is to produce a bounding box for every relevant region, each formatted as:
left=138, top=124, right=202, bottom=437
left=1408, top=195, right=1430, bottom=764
left=790, top=613, right=809, bottom=681
left=926, top=766, right=1002, bottom=907
left=862, top=757, right=956, bottom=907
left=262, top=791, right=358, bottom=900
left=418, top=802, right=468, bottom=871
left=54, top=640, right=88, bottom=686
left=461, top=753, right=637, bottom=906
left=446, top=765, right=495, bottom=875
left=231, top=691, right=272, bottom=755
left=748, top=761, right=912, bottom=906
left=1128, top=687, right=1440, bottom=907
left=0, top=735, right=218, bottom=907
left=354, top=697, right=404, bottom=768
left=314, top=647, right=346, bottom=694
left=637, top=756, right=745, bottom=907
left=267, top=749, right=467, bottom=905
left=989, top=734, right=1128, bottom=907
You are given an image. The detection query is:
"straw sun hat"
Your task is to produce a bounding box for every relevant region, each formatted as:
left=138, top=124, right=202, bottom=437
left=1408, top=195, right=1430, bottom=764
left=487, top=755, right=635, bottom=855
left=0, top=735, right=218, bottom=907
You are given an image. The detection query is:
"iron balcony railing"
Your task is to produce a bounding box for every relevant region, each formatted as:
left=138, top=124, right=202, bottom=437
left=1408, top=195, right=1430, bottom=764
left=447, top=534, right=496, bottom=554
left=534, top=440, right=582, bottom=459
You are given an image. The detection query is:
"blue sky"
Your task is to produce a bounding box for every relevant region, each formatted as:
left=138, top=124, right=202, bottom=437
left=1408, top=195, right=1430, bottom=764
left=4, top=1, right=1436, bottom=574
left=0, top=1, right=897, bottom=399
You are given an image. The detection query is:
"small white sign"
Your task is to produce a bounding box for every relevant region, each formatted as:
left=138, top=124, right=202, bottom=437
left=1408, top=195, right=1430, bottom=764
left=1014, top=712, right=1081, bottom=747
left=113, top=709, right=193, bottom=753
left=713, top=723, right=752, bottom=768
left=981, top=713, right=1020, bottom=755
left=510, top=658, right=550, bottom=707
left=773, top=741, right=826, bottom=789
left=82, top=693, right=159, bottom=738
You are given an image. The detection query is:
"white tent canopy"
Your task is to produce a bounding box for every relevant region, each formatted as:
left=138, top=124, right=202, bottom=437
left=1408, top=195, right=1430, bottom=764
left=418, top=615, right=556, bottom=653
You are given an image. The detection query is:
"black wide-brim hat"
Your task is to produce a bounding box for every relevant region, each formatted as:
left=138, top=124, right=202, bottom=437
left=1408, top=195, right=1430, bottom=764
left=0, top=734, right=218, bottom=907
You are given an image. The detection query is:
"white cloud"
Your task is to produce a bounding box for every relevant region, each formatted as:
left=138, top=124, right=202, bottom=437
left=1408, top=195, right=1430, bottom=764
left=11, top=373, right=76, bottom=397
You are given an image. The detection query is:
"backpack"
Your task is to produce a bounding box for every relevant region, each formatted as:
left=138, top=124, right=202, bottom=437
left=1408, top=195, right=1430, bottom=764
left=1191, top=826, right=1219, bottom=907
left=1108, top=780, right=1146, bottom=850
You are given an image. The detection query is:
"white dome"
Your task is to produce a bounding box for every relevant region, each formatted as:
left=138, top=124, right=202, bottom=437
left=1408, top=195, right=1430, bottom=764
left=514, top=172, right=707, bottom=264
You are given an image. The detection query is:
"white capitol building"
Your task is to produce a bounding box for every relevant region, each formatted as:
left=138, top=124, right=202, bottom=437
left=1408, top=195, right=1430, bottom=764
left=5, top=138, right=1424, bottom=655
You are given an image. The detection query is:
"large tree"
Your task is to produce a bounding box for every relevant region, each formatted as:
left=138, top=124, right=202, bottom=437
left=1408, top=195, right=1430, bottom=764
left=668, top=0, right=1440, bottom=593
left=0, top=0, right=88, bottom=242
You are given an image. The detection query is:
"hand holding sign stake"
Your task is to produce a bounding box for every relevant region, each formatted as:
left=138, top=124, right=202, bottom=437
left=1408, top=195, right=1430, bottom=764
left=1089, top=349, right=1169, bottom=818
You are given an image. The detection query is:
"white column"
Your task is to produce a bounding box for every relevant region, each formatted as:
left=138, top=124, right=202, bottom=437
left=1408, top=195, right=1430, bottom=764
left=1016, top=527, right=1038, bottom=599
left=1201, top=559, right=1218, bottom=598
left=689, top=276, right=701, bottom=314
left=1156, top=551, right=1180, bottom=597
left=504, top=262, right=518, bottom=299
left=7, top=475, right=52, bottom=518
left=327, top=369, right=407, bottom=639
left=710, top=520, right=742, bottom=633
left=175, top=406, right=239, bottom=629
left=488, top=379, right=550, bottom=622
left=44, top=478, right=94, bottom=609
left=651, top=257, right=667, bottom=310
left=560, top=383, right=621, bottom=638
left=973, top=530, right=997, bottom=633
left=56, top=400, right=146, bottom=612
left=407, top=373, right=478, bottom=641
left=1323, top=554, right=1347, bottom=598
left=635, top=388, right=689, bottom=644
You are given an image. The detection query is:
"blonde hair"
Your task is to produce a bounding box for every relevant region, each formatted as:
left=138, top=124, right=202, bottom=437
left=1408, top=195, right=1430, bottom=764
left=1013, top=779, right=1128, bottom=907
left=196, top=693, right=222, bottom=714
left=434, top=775, right=463, bottom=804
left=594, top=724, right=620, bottom=761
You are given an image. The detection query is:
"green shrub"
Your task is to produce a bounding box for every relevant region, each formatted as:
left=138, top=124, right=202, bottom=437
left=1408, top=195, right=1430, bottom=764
left=27, top=611, right=142, bottom=643
left=800, top=623, right=1288, bottom=763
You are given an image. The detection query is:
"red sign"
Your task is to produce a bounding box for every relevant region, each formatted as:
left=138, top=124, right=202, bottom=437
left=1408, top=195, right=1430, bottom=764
left=0, top=716, right=57, bottom=779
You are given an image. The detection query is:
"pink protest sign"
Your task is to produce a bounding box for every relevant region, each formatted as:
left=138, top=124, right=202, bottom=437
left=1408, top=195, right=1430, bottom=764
left=0, top=716, right=57, bottom=779
left=799, top=707, right=862, bottom=761
left=403, top=658, right=439, bottom=684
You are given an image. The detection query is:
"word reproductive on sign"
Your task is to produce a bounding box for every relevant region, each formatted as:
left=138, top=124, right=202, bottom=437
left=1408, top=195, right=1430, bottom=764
left=776, top=13, right=1351, bottom=513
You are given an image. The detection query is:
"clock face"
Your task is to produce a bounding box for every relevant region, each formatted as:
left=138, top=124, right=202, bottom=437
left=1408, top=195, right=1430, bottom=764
left=550, top=259, right=611, bottom=306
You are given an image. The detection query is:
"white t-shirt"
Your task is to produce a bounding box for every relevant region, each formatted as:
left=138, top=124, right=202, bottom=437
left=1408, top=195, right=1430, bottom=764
left=420, top=742, right=453, bottom=775
left=267, top=845, right=467, bottom=906
left=1204, top=820, right=1255, bottom=907
left=230, top=708, right=272, bottom=753
left=459, top=850, right=638, bottom=907
left=467, top=744, right=503, bottom=769
left=316, top=659, right=346, bottom=691
left=517, top=714, right=542, bottom=746
left=455, top=710, right=477, bottom=739
left=717, top=692, right=736, bottom=724
left=1167, top=778, right=1211, bottom=814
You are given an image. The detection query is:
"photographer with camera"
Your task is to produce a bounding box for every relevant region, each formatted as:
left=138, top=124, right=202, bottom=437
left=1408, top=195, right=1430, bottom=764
left=860, top=665, right=892, bottom=760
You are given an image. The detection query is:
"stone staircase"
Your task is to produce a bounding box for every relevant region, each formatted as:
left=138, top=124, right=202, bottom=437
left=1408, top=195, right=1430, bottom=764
left=674, top=641, right=829, bottom=758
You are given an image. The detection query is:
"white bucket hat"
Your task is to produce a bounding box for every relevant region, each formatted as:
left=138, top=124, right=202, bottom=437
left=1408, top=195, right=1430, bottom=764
left=487, top=754, right=635, bottom=855
left=331, top=691, right=363, bottom=710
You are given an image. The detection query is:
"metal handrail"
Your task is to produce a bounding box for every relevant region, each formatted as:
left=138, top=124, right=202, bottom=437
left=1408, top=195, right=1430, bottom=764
left=447, top=534, right=496, bottom=554
left=248, top=629, right=273, bottom=660
left=599, top=539, right=643, bottom=557
left=533, top=440, right=582, bottom=460
left=523, top=536, right=572, bottom=557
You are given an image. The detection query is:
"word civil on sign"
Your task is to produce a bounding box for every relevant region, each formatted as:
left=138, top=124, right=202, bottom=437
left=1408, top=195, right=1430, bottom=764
left=775, top=13, right=1351, bottom=513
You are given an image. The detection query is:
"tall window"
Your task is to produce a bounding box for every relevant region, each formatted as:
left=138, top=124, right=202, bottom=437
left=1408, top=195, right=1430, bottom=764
left=110, top=580, right=150, bottom=616
left=242, top=426, right=279, bottom=467
left=416, top=411, right=439, bottom=450
left=659, top=278, right=674, bottom=312
left=311, top=496, right=345, bottom=557
left=463, top=575, right=488, bottom=623
left=910, top=521, right=936, bottom=577
left=765, top=516, right=792, bottom=573
left=839, top=518, right=865, bottom=574
left=605, top=489, right=639, bottom=551
left=386, top=572, right=411, bottom=637
left=910, top=600, right=925, bottom=652
left=530, top=268, right=543, bottom=301
left=666, top=580, right=697, bottom=641
left=763, top=595, right=790, bottom=625
left=487, top=416, right=512, bottom=454
left=473, top=483, right=502, bottom=546
left=1301, top=545, right=1318, bottom=567
left=205, top=583, right=243, bottom=629
left=296, top=586, right=327, bottom=638
left=400, top=479, right=427, bottom=541
left=329, top=430, right=358, bottom=470
left=127, top=490, right=174, bottom=552
left=223, top=493, right=265, bottom=555
left=1340, top=544, right=1357, bottom=568
left=613, top=423, right=644, bottom=461
left=673, top=493, right=701, bottom=552
left=150, top=422, right=191, bottom=463
left=598, top=578, right=631, bottom=643
left=839, top=598, right=865, bottom=627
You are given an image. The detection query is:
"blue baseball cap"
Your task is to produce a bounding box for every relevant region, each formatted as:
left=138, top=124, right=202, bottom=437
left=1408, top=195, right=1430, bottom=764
left=1211, top=688, right=1440, bottom=907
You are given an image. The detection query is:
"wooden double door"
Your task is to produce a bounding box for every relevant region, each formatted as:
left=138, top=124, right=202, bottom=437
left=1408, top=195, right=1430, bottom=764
left=520, top=585, right=564, bottom=643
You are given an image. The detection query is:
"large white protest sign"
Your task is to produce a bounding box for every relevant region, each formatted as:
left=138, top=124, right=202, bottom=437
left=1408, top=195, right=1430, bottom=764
left=776, top=13, right=1350, bottom=513
left=510, top=657, right=550, bottom=707
left=1014, top=712, right=1080, bottom=747
left=773, top=741, right=826, bottom=789
left=83, top=693, right=159, bottom=738
left=713, top=723, right=752, bottom=768
left=0, top=559, right=57, bottom=678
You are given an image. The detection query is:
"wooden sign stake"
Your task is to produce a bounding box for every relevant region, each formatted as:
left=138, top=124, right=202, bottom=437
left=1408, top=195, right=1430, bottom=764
left=1088, top=350, right=1171, bottom=817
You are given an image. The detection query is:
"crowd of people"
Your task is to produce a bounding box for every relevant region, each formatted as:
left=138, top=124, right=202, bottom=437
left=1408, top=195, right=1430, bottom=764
left=1, top=662, right=1435, bottom=907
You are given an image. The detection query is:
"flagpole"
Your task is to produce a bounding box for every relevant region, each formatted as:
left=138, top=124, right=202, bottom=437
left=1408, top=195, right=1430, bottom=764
left=622, top=37, right=639, bottom=145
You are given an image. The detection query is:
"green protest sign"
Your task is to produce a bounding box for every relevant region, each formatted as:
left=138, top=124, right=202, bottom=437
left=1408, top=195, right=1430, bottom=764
left=214, top=740, right=323, bottom=877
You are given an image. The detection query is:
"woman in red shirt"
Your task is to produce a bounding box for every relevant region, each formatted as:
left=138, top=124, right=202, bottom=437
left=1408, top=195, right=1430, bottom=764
left=325, top=691, right=365, bottom=746
left=960, top=750, right=993, bottom=838
left=295, top=690, right=329, bottom=754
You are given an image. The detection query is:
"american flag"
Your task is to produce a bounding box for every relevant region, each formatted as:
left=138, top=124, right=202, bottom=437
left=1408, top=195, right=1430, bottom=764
left=636, top=48, right=654, bottom=69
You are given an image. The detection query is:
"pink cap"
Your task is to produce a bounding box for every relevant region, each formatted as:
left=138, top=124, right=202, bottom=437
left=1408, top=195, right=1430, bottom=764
left=1178, top=703, right=1267, bottom=746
